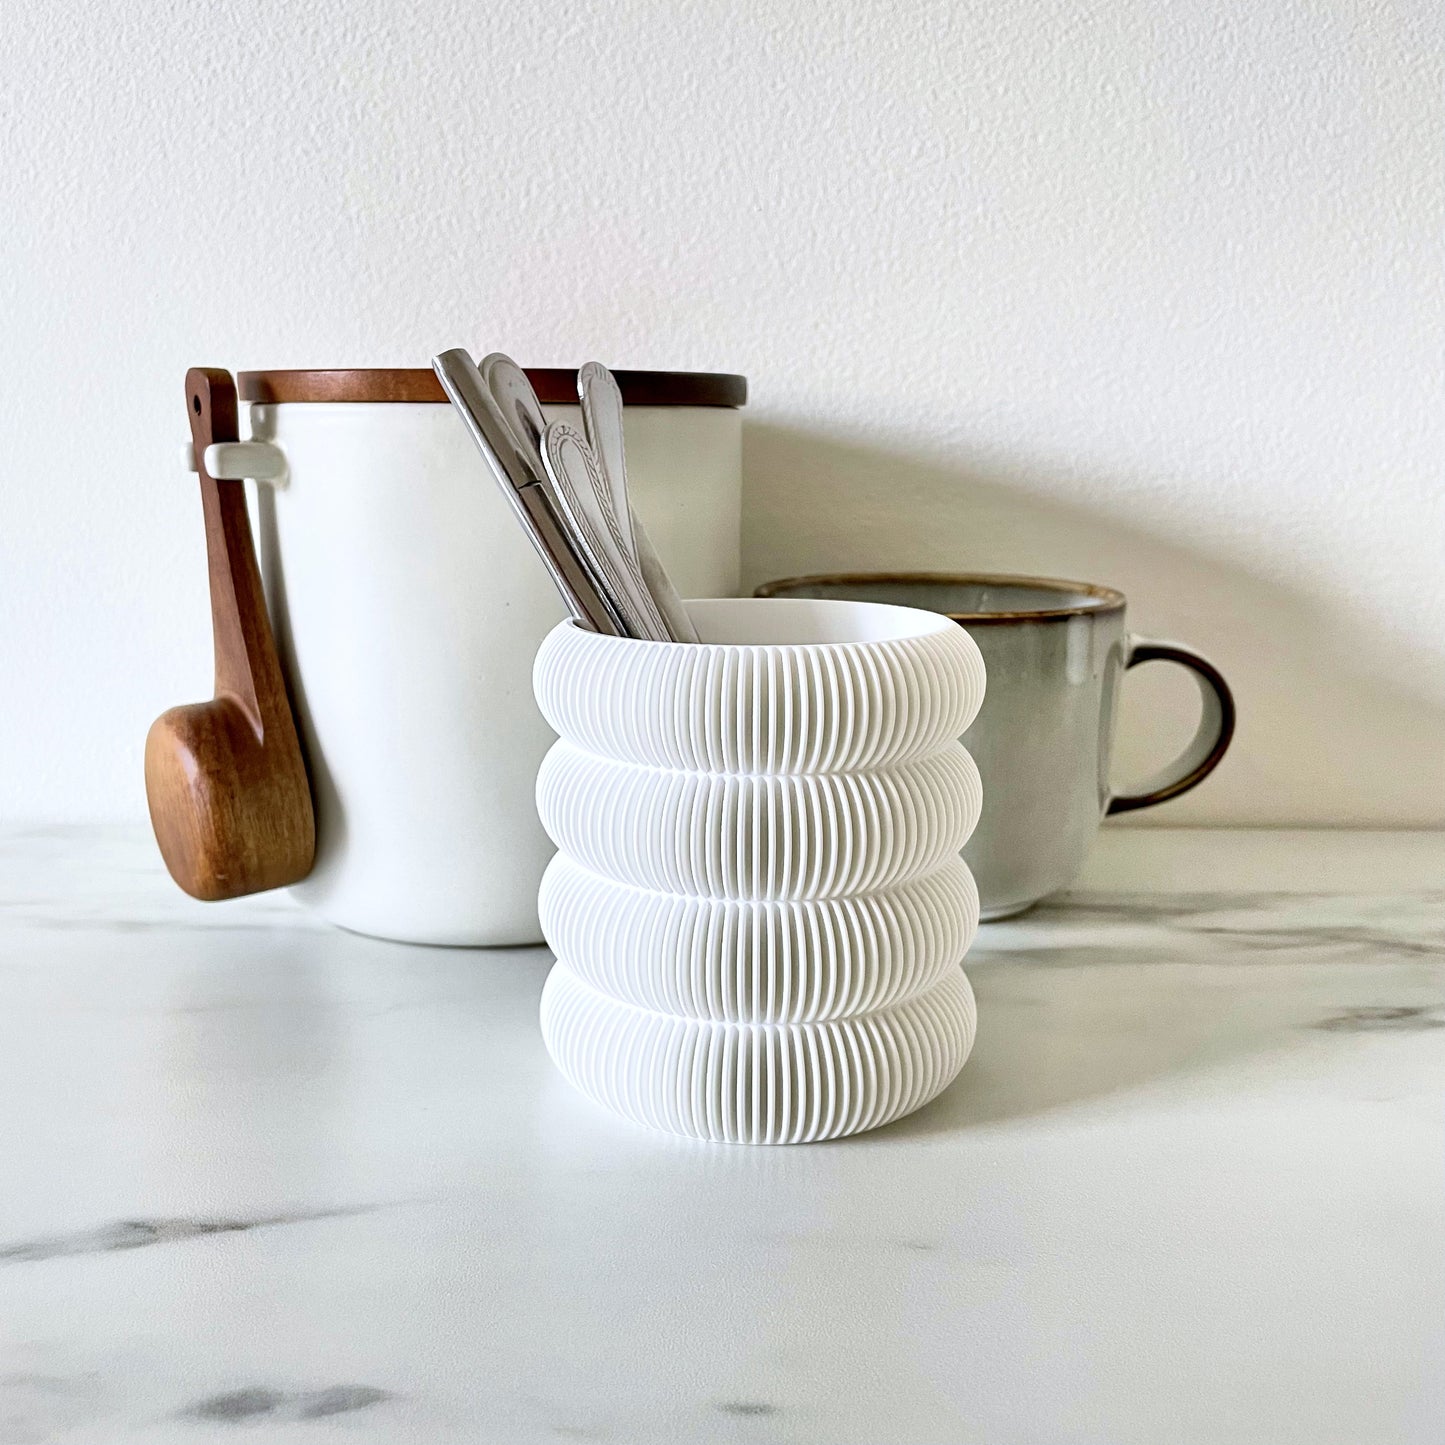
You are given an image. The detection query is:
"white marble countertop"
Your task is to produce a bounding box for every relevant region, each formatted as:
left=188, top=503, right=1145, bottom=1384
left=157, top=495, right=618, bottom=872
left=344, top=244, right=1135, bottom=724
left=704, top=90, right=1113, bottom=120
left=2, top=826, right=1441, bottom=1445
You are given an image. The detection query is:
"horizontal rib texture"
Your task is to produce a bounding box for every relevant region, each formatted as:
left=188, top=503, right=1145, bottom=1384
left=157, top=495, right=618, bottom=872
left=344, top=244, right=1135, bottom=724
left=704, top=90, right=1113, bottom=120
left=540, top=963, right=976, bottom=1144
left=536, top=741, right=981, bottom=901
left=534, top=609, right=985, bottom=775
left=540, top=853, right=979, bottom=1024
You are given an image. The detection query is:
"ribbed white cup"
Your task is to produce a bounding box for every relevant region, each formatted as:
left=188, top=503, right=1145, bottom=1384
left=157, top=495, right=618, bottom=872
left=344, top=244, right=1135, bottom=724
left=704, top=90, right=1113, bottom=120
left=533, top=597, right=986, bottom=1144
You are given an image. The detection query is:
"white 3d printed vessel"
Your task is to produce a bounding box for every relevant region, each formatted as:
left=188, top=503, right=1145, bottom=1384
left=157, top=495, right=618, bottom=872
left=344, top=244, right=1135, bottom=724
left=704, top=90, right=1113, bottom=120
left=533, top=597, right=987, bottom=1144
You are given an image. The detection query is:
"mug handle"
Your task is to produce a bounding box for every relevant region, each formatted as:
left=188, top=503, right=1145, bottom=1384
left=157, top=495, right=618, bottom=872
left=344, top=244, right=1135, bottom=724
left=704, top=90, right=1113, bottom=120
left=1106, top=638, right=1236, bottom=815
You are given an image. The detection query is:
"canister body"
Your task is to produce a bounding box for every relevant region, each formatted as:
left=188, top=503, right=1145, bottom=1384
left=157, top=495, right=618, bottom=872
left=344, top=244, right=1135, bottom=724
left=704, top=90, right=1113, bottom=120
left=249, top=400, right=741, bottom=944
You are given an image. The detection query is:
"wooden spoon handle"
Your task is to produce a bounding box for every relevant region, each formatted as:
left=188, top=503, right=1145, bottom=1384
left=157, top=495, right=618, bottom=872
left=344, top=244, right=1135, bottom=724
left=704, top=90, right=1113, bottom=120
left=184, top=367, right=294, bottom=738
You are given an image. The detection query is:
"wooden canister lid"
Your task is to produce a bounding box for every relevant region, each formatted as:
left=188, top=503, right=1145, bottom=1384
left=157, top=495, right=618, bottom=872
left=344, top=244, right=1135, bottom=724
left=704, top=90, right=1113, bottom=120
left=237, top=368, right=747, bottom=407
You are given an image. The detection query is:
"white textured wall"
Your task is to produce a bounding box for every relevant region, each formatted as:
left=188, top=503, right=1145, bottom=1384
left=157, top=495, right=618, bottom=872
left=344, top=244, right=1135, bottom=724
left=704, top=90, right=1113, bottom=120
left=1, top=0, right=1440, bottom=826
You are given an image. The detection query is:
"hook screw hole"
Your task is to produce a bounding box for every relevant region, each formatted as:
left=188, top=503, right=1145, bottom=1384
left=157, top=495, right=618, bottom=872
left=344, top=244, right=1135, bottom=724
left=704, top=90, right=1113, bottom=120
left=192, top=395, right=201, bottom=415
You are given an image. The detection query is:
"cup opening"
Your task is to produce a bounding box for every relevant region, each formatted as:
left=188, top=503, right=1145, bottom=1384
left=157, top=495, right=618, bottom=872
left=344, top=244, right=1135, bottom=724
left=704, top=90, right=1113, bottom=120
left=754, top=573, right=1126, bottom=623
left=566, top=596, right=959, bottom=647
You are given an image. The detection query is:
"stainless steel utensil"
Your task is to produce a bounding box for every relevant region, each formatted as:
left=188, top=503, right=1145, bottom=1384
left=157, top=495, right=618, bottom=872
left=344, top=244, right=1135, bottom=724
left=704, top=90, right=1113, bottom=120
left=432, top=349, right=624, bottom=636
left=540, top=421, right=672, bottom=641
left=483, top=353, right=664, bottom=639
left=577, top=362, right=699, bottom=643
left=481, top=353, right=549, bottom=478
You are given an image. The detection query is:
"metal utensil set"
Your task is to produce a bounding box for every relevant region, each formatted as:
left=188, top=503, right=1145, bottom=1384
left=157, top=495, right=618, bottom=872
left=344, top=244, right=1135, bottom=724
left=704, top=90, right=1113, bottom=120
left=434, top=349, right=699, bottom=643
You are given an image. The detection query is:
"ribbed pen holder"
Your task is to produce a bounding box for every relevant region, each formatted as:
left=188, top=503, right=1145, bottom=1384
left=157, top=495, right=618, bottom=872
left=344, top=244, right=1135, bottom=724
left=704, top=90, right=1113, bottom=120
left=533, top=597, right=987, bottom=1144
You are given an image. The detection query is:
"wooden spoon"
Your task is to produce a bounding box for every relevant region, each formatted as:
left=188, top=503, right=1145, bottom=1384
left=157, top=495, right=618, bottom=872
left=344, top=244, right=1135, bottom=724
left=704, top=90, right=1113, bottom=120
left=144, top=368, right=315, bottom=899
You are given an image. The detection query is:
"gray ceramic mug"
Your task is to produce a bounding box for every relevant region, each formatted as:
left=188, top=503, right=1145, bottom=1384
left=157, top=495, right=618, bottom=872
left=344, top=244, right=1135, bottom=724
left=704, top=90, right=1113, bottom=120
left=754, top=574, right=1235, bottom=919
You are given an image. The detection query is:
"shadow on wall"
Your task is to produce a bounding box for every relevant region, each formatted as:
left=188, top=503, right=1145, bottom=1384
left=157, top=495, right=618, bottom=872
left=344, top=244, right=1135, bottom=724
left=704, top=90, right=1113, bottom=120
left=741, top=423, right=1445, bottom=828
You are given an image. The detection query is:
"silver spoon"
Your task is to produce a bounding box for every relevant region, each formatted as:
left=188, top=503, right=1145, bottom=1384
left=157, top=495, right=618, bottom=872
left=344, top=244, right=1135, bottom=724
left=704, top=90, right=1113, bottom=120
left=480, top=353, right=549, bottom=479
left=482, top=353, right=657, bottom=638
left=433, top=349, right=624, bottom=636
left=578, top=362, right=699, bottom=644
left=540, top=421, right=671, bottom=641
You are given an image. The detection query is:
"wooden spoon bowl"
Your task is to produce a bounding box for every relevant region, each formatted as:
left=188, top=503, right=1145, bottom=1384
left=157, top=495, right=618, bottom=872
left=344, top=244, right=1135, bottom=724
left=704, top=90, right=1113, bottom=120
left=145, top=369, right=314, bottom=900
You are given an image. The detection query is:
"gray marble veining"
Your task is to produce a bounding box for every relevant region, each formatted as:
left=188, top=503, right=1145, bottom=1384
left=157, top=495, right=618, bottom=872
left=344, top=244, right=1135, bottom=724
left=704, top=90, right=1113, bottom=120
left=0, top=826, right=1441, bottom=1445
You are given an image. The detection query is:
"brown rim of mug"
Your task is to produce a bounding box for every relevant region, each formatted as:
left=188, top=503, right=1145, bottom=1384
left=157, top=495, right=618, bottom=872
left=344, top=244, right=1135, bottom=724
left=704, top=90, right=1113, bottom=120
left=753, top=572, right=1127, bottom=624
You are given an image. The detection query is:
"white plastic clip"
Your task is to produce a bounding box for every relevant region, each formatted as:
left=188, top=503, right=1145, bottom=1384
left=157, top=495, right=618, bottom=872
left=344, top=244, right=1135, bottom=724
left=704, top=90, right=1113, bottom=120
left=181, top=440, right=288, bottom=487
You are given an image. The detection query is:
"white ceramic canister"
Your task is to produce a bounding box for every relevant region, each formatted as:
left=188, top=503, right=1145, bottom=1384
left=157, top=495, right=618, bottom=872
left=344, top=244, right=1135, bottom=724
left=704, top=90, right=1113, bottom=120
left=227, top=367, right=745, bottom=945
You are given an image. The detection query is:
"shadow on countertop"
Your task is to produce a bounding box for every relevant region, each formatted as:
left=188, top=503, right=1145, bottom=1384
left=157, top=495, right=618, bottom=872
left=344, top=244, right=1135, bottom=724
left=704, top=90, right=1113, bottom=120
left=874, top=887, right=1445, bottom=1137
